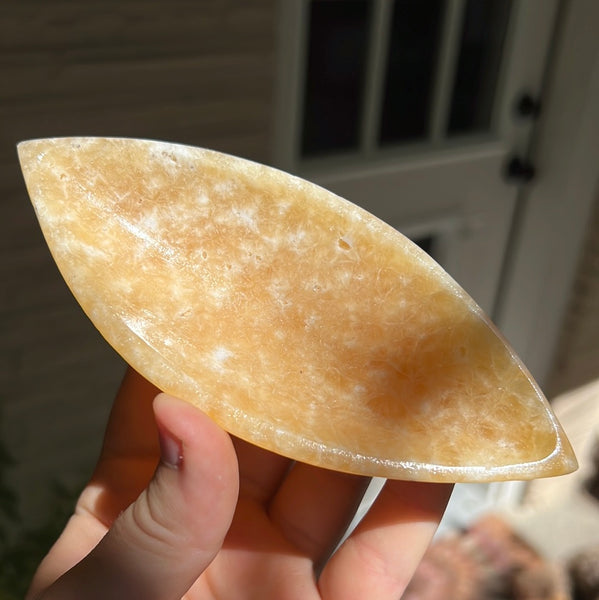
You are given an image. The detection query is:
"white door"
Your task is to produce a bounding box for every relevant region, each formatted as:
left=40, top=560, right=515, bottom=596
left=272, top=0, right=568, bottom=524
left=273, top=0, right=560, bottom=317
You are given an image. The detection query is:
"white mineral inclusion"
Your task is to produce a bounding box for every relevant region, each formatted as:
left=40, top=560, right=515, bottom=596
left=210, top=346, right=234, bottom=373
left=232, top=206, right=259, bottom=232
left=197, top=191, right=210, bottom=205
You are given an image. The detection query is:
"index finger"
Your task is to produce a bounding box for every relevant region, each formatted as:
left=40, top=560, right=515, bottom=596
left=98, top=367, right=161, bottom=461
left=26, top=368, right=163, bottom=598
left=84, top=367, right=162, bottom=526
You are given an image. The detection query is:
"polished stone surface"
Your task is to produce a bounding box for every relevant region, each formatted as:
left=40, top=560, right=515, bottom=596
left=18, top=137, right=577, bottom=482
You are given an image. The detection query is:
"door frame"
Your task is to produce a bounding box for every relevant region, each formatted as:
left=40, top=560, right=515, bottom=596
left=270, top=0, right=599, bottom=390
left=494, top=0, right=599, bottom=387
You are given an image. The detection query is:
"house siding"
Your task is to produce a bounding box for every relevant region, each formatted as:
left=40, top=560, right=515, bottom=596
left=0, top=0, right=277, bottom=525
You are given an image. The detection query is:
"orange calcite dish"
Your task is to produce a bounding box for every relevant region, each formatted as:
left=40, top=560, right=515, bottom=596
left=18, top=137, right=577, bottom=483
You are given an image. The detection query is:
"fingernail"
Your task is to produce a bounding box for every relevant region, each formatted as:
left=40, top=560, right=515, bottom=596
left=158, top=425, right=183, bottom=469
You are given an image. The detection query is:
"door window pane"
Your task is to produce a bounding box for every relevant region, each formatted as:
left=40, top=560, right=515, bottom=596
left=379, top=0, right=445, bottom=145
left=301, top=0, right=371, bottom=157
left=448, top=0, right=511, bottom=135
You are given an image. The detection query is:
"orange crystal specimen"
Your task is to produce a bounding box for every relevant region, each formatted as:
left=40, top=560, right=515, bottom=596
left=18, top=137, right=577, bottom=482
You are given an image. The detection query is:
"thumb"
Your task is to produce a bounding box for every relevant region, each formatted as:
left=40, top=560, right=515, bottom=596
left=42, top=394, right=239, bottom=600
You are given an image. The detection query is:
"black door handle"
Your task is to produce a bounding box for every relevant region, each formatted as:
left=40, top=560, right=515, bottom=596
left=505, top=156, right=536, bottom=183
left=515, top=93, right=542, bottom=119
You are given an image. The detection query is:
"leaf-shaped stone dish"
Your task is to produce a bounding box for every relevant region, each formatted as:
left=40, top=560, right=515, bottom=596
left=18, top=137, right=577, bottom=482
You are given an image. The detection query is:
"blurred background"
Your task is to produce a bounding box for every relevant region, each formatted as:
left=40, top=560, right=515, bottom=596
left=1, top=0, right=598, bottom=597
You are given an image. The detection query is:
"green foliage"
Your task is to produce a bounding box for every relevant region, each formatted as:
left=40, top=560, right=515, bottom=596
left=0, top=484, right=77, bottom=599
left=0, top=410, right=79, bottom=599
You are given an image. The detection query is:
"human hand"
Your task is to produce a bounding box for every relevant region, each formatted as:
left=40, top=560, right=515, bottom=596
left=27, top=368, right=453, bottom=600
